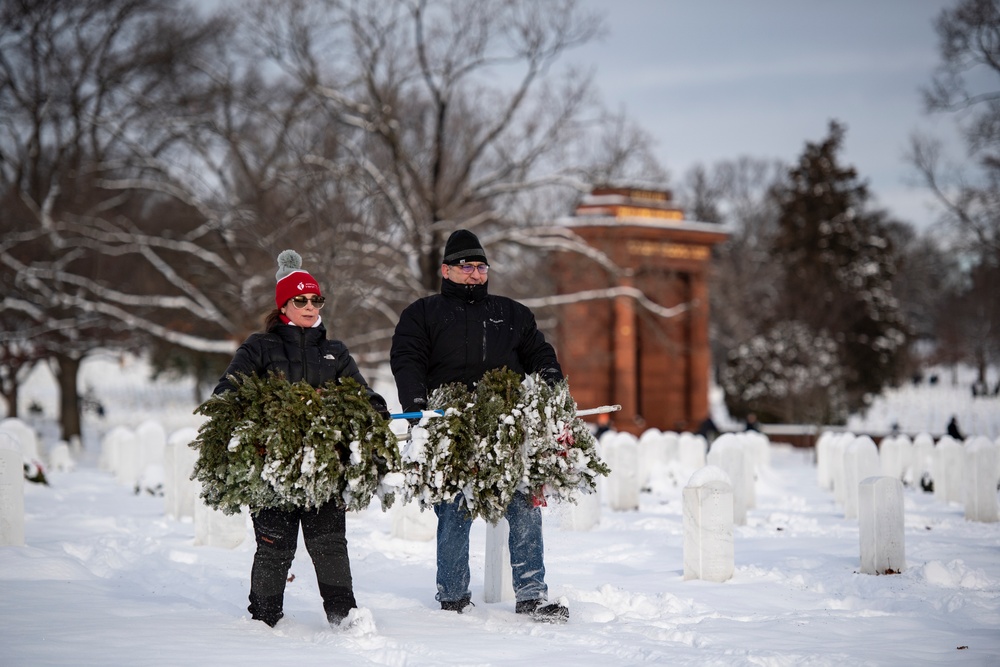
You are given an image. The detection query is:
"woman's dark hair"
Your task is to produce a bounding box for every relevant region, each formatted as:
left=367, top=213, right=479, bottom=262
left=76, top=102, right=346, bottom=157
left=264, top=308, right=283, bottom=331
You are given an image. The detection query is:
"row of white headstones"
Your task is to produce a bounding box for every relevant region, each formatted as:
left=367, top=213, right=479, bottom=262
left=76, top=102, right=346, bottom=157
left=2, top=418, right=998, bottom=600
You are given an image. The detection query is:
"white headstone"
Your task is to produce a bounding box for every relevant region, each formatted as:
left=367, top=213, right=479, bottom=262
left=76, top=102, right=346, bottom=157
left=830, top=432, right=853, bottom=505
left=0, top=418, right=42, bottom=464
left=638, top=428, right=668, bottom=489
left=0, top=433, right=25, bottom=547
left=683, top=465, right=734, bottom=582
left=894, top=434, right=914, bottom=486
left=605, top=431, right=639, bottom=512
left=193, top=482, right=248, bottom=549
left=933, top=436, right=965, bottom=504
left=164, top=428, right=200, bottom=520
left=134, top=419, right=167, bottom=489
left=559, top=487, right=601, bottom=531
left=706, top=434, right=747, bottom=525
left=816, top=431, right=834, bottom=491
left=48, top=441, right=75, bottom=472
left=858, top=476, right=905, bottom=575
left=678, top=431, right=707, bottom=472
left=390, top=499, right=437, bottom=541
left=964, top=437, right=999, bottom=523
left=99, top=426, right=133, bottom=473
left=843, top=436, right=880, bottom=520
left=483, top=519, right=514, bottom=603
left=911, top=432, right=935, bottom=489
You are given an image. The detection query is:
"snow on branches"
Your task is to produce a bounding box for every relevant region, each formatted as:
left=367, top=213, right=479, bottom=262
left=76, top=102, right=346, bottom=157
left=401, top=368, right=609, bottom=523
left=190, top=372, right=401, bottom=515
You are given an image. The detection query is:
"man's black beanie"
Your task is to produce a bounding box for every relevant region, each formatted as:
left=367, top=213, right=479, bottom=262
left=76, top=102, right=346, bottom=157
left=442, top=229, right=488, bottom=265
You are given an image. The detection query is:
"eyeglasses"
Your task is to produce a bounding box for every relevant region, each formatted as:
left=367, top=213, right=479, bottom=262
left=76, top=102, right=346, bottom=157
left=289, top=296, right=326, bottom=309
left=455, top=264, right=489, bottom=275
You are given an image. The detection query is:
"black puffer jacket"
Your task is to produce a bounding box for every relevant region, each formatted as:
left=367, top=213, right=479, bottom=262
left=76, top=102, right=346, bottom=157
left=214, top=320, right=388, bottom=417
left=390, top=279, right=563, bottom=412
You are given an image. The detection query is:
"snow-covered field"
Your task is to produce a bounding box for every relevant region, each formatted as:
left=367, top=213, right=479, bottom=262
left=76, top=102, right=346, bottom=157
left=1, top=355, right=999, bottom=666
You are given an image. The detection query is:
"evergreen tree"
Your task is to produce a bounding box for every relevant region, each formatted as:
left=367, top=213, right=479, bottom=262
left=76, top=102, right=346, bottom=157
left=770, top=121, right=908, bottom=414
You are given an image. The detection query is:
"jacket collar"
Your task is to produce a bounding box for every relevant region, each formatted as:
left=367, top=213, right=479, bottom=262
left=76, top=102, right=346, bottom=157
left=442, top=278, right=488, bottom=303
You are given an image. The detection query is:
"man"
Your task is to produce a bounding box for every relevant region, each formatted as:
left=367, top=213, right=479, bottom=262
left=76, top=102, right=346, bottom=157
left=390, top=229, right=569, bottom=623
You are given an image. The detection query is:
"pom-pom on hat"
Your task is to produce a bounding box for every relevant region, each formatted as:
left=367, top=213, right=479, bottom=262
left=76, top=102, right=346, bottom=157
left=274, top=249, right=322, bottom=307
left=442, top=229, right=488, bottom=265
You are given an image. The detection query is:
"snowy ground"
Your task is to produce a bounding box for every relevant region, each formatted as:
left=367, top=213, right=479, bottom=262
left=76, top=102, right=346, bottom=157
left=2, top=356, right=999, bottom=666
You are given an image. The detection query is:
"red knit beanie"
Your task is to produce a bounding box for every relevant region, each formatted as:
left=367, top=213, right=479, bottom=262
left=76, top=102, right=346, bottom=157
left=274, top=249, right=322, bottom=307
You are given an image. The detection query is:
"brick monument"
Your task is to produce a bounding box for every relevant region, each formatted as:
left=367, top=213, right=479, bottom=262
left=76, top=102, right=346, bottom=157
left=552, top=187, right=728, bottom=436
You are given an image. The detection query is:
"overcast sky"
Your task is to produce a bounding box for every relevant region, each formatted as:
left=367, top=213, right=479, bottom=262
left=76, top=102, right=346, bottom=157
left=573, top=0, right=962, bottom=232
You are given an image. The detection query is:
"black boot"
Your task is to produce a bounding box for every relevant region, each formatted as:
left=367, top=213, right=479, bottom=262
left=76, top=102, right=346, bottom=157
left=319, top=583, right=357, bottom=626
left=440, top=596, right=474, bottom=613
left=248, top=592, right=284, bottom=627
left=515, top=598, right=568, bottom=623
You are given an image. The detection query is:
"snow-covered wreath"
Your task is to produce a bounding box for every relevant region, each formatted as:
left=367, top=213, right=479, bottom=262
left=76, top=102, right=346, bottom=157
left=190, top=372, right=402, bottom=515
left=402, top=368, right=610, bottom=523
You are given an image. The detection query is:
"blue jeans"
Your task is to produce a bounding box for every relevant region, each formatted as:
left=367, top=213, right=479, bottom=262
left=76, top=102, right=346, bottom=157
left=434, top=491, right=548, bottom=604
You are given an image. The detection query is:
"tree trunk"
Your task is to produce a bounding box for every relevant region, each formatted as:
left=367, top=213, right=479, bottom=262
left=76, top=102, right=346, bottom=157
left=1, top=384, right=18, bottom=419
left=54, top=353, right=83, bottom=443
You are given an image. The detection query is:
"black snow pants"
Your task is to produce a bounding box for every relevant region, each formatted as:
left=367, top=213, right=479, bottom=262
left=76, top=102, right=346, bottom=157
left=247, top=501, right=357, bottom=626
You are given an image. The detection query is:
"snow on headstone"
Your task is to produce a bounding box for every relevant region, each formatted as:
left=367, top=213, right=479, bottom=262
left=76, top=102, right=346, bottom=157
left=964, top=437, right=999, bottom=523
left=843, top=436, right=880, bottom=520
left=193, top=481, right=247, bottom=549
left=858, top=476, right=905, bottom=575
left=0, top=432, right=25, bottom=547
left=390, top=499, right=437, bottom=541
left=483, top=518, right=514, bottom=603
left=683, top=465, right=734, bottom=582
left=559, top=486, right=601, bottom=531
left=164, top=428, right=199, bottom=520
left=933, top=436, right=964, bottom=505
left=48, top=441, right=75, bottom=472
left=706, top=434, right=747, bottom=525
left=605, top=431, right=639, bottom=511
left=678, top=431, right=707, bottom=472
left=0, top=418, right=42, bottom=465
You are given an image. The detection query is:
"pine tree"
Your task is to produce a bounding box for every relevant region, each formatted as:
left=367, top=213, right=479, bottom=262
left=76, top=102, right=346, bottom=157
left=769, top=121, right=908, bottom=415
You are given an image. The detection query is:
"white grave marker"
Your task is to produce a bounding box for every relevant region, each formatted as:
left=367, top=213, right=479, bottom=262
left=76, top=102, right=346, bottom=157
left=858, top=476, right=905, bottom=575
left=964, top=437, right=999, bottom=523
left=0, top=433, right=25, bottom=547
left=683, top=465, right=734, bottom=582
left=483, top=519, right=514, bottom=603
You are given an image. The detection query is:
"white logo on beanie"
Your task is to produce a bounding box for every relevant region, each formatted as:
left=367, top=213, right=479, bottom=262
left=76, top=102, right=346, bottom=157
left=297, top=282, right=306, bottom=290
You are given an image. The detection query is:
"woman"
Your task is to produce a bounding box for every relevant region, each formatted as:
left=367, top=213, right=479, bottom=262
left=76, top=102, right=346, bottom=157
left=214, top=249, right=389, bottom=628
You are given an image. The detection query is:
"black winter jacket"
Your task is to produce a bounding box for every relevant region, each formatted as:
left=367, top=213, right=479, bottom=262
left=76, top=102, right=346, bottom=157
left=390, top=279, right=563, bottom=413
left=214, top=320, right=388, bottom=417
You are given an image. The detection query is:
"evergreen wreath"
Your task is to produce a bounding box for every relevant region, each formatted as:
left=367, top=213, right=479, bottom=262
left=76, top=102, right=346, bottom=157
left=401, top=368, right=609, bottom=523
left=191, top=372, right=401, bottom=515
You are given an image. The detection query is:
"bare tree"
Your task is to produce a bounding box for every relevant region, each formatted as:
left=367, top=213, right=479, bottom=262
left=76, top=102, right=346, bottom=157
left=0, top=0, right=236, bottom=438
left=907, top=0, right=1000, bottom=383
left=232, top=0, right=668, bottom=361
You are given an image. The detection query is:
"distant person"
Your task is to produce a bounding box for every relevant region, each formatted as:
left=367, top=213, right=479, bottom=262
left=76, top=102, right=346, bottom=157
left=213, top=249, right=389, bottom=628
left=594, top=412, right=614, bottom=440
left=946, top=416, right=964, bottom=441
left=696, top=415, right=719, bottom=442
left=744, top=412, right=760, bottom=432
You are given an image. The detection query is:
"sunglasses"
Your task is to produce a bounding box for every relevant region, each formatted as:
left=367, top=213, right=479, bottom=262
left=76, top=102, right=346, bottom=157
left=455, top=264, right=489, bottom=275
left=289, top=296, right=326, bottom=309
